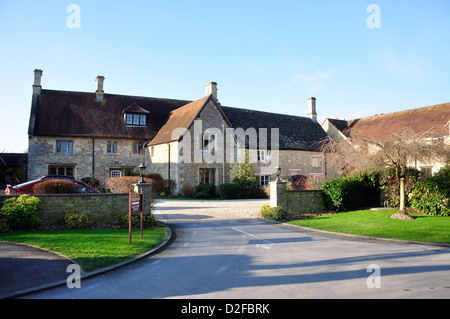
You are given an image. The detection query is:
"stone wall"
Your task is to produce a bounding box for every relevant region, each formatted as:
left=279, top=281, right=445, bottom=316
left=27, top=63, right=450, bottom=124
left=0, top=183, right=152, bottom=226
left=270, top=181, right=326, bottom=214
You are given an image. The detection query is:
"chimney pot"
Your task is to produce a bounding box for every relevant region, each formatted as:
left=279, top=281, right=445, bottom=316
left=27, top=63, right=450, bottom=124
left=205, top=82, right=218, bottom=99
left=307, top=97, right=317, bottom=122
left=96, top=76, right=105, bottom=101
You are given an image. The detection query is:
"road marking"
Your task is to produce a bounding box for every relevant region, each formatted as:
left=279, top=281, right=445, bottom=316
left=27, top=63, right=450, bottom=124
left=231, top=227, right=272, bottom=249
left=214, top=264, right=231, bottom=276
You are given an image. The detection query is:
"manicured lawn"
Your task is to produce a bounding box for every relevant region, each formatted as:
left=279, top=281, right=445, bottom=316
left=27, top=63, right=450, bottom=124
left=287, top=209, right=450, bottom=245
left=0, top=227, right=168, bottom=273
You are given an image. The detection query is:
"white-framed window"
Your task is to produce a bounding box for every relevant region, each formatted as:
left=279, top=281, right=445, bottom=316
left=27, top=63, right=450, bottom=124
left=201, top=134, right=216, bottom=151
left=125, top=113, right=147, bottom=126
left=110, top=170, right=122, bottom=178
left=259, top=175, right=271, bottom=187
left=107, top=141, right=118, bottom=154
left=311, top=155, right=322, bottom=168
left=56, top=140, right=73, bottom=153
left=150, top=146, right=155, bottom=157
left=257, top=150, right=270, bottom=162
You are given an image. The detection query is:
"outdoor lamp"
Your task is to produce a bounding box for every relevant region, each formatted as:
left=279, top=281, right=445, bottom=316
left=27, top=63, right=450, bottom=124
left=138, top=163, right=147, bottom=184
left=275, top=165, right=281, bottom=182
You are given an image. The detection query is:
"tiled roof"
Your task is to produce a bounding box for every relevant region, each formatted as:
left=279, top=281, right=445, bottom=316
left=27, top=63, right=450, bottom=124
left=328, top=103, right=450, bottom=140
left=29, top=89, right=190, bottom=140
left=221, top=106, right=328, bottom=151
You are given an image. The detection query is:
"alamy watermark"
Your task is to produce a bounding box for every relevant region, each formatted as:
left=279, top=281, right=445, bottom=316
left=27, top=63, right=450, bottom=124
left=66, top=4, right=81, bottom=29
left=171, top=120, right=280, bottom=175
left=367, top=4, right=381, bottom=29
left=366, top=264, right=381, bottom=288
left=67, top=264, right=81, bottom=288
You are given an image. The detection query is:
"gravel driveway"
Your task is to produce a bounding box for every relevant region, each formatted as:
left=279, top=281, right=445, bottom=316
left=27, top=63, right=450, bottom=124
left=153, top=198, right=269, bottom=223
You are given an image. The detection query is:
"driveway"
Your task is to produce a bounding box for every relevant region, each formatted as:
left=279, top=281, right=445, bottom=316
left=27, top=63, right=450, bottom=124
left=22, top=198, right=450, bottom=299
left=153, top=198, right=269, bottom=222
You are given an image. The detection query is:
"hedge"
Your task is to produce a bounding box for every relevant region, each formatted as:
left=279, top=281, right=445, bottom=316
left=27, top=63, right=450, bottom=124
left=409, top=166, right=449, bottom=216
left=322, top=172, right=381, bottom=212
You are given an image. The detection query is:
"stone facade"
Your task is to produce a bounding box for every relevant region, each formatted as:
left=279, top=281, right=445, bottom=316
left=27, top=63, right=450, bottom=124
left=146, top=99, right=236, bottom=194
left=28, top=136, right=146, bottom=181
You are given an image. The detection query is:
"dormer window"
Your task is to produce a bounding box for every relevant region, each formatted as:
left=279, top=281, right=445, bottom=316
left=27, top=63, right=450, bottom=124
left=125, top=113, right=147, bottom=126
left=122, top=103, right=149, bottom=127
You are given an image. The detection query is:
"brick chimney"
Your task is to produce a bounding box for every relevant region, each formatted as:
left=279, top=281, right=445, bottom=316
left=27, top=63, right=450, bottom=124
left=95, top=76, right=105, bottom=101
left=205, top=82, right=217, bottom=99
left=32, top=69, right=43, bottom=96
left=307, top=97, right=317, bottom=122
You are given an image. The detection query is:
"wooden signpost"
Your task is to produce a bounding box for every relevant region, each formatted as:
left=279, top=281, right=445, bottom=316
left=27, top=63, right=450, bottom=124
left=129, top=190, right=143, bottom=244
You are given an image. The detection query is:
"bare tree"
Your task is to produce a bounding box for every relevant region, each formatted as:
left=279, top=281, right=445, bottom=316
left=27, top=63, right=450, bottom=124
left=321, top=126, right=449, bottom=220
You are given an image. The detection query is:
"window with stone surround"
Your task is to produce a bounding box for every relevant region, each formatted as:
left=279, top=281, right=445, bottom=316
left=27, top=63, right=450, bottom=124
left=133, top=142, right=144, bottom=154
left=199, top=168, right=216, bottom=184
left=48, top=165, right=75, bottom=177
left=56, top=140, right=73, bottom=153
left=257, top=150, right=270, bottom=162
left=201, top=134, right=216, bottom=152
left=311, top=155, right=322, bottom=168
left=107, top=141, right=118, bottom=154
left=259, top=175, right=271, bottom=187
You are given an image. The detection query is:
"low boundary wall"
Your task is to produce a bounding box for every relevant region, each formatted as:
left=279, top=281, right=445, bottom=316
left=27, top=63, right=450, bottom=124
left=270, top=182, right=326, bottom=214
left=0, top=183, right=152, bottom=226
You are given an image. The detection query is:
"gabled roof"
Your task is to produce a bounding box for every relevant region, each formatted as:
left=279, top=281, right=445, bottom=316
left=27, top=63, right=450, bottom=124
left=221, top=106, right=328, bottom=151
left=122, top=103, right=150, bottom=114
left=326, top=102, right=450, bottom=141
left=29, top=89, right=190, bottom=140
left=148, top=95, right=225, bottom=146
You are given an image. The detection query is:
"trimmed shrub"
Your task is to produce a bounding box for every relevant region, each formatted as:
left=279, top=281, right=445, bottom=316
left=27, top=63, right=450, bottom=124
left=34, top=179, right=80, bottom=194
left=232, top=178, right=258, bottom=199
left=219, top=183, right=243, bottom=199
left=410, top=166, right=449, bottom=216
left=105, top=176, right=142, bottom=193
left=180, top=184, right=195, bottom=198
left=81, top=177, right=105, bottom=192
left=260, top=205, right=286, bottom=221
left=250, top=185, right=269, bottom=199
left=195, top=183, right=216, bottom=198
left=65, top=212, right=89, bottom=229
left=153, top=179, right=176, bottom=196
left=0, top=195, right=41, bottom=230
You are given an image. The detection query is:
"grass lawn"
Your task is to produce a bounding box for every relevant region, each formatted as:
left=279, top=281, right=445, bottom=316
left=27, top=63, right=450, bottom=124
left=0, top=227, right=168, bottom=273
left=286, top=209, right=450, bottom=245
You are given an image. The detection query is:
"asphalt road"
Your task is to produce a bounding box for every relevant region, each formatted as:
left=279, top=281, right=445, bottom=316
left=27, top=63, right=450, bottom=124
left=22, top=199, right=450, bottom=299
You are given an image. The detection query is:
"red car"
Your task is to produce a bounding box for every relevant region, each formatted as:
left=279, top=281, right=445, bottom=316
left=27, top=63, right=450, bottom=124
left=5, top=176, right=100, bottom=195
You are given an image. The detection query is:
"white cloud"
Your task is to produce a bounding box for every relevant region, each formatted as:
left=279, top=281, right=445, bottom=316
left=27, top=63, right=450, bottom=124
left=291, top=68, right=337, bottom=94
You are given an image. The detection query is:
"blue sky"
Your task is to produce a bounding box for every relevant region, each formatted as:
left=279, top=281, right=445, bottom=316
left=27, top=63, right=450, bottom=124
left=0, top=0, right=449, bottom=152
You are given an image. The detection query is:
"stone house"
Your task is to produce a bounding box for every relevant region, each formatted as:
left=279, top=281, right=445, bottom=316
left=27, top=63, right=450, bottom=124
left=27, top=70, right=329, bottom=194
left=322, top=102, right=450, bottom=176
